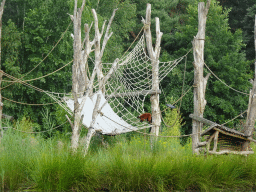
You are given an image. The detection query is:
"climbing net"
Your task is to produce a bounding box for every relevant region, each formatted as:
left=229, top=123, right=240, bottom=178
left=98, top=34, right=189, bottom=132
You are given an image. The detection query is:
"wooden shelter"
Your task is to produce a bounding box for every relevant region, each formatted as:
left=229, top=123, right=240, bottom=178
left=190, top=114, right=256, bottom=155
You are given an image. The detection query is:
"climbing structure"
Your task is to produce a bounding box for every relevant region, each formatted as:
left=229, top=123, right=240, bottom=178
left=64, top=34, right=189, bottom=135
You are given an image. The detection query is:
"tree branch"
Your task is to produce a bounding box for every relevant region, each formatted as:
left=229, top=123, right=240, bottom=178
left=205, top=0, right=211, bottom=15
left=155, top=17, right=163, bottom=59
left=100, top=20, right=107, bottom=39
left=80, top=0, right=86, bottom=13
left=100, top=8, right=118, bottom=58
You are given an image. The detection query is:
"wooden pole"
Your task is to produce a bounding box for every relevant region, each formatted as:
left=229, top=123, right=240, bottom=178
left=0, top=0, right=6, bottom=139
left=192, top=0, right=211, bottom=154
left=213, top=130, right=219, bottom=152
left=142, top=4, right=162, bottom=138
left=241, top=14, right=256, bottom=151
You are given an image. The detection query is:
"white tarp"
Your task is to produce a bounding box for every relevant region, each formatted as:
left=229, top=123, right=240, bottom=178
left=64, top=92, right=139, bottom=135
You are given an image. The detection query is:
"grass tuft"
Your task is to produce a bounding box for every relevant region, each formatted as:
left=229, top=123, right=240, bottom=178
left=1, top=127, right=256, bottom=191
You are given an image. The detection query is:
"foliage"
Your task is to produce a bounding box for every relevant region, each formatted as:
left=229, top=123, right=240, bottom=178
left=1, top=0, right=73, bottom=130
left=0, top=0, right=255, bottom=142
left=1, top=131, right=256, bottom=191
left=1, top=19, right=22, bottom=116
left=13, top=116, right=39, bottom=138
left=242, top=3, right=256, bottom=61
left=161, top=97, right=182, bottom=137
left=216, top=0, right=256, bottom=61
left=161, top=0, right=252, bottom=135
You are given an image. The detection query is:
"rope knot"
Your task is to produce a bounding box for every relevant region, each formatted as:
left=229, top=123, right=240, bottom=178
left=98, top=111, right=104, bottom=116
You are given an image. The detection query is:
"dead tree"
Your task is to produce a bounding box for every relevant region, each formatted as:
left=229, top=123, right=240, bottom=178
left=0, top=0, right=6, bottom=139
left=91, top=8, right=119, bottom=96
left=81, top=9, right=119, bottom=154
left=241, top=14, right=256, bottom=151
left=70, top=0, right=93, bottom=150
left=70, top=0, right=118, bottom=151
left=192, top=0, right=211, bottom=154
left=142, top=3, right=162, bottom=138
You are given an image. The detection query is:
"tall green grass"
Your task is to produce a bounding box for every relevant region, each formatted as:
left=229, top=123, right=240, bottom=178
left=1, top=128, right=256, bottom=191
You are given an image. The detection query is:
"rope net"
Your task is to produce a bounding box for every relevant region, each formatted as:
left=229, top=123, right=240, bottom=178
left=0, top=32, right=189, bottom=135
left=91, top=34, right=189, bottom=134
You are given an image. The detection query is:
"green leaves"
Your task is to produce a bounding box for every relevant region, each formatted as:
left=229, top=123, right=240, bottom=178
left=160, top=0, right=252, bottom=133
left=0, top=0, right=254, bottom=138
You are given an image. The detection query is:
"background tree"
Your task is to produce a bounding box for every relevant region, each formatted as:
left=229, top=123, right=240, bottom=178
left=216, top=0, right=255, bottom=62
left=0, top=0, right=254, bottom=141
left=2, top=0, right=73, bottom=134
left=162, top=0, right=252, bottom=137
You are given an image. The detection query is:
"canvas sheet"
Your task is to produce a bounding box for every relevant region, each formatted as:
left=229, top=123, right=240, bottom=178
left=65, top=92, right=139, bottom=135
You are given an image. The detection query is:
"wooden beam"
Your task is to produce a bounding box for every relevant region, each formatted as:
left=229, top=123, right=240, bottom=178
left=190, top=114, right=248, bottom=137
left=107, top=89, right=161, bottom=98
left=197, top=141, right=208, bottom=147
left=189, top=114, right=216, bottom=126
left=208, top=150, right=254, bottom=155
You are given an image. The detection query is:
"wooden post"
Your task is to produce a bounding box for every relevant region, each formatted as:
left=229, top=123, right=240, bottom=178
left=207, top=132, right=215, bottom=151
left=142, top=4, right=162, bottom=138
left=0, top=0, right=5, bottom=139
left=192, top=0, right=211, bottom=154
left=213, top=130, right=219, bottom=152
left=241, top=14, right=256, bottom=151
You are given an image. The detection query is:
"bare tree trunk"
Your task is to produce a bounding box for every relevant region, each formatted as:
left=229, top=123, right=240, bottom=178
left=241, top=14, right=256, bottom=151
left=70, top=3, right=118, bottom=151
left=192, top=0, right=211, bottom=154
left=142, top=4, right=162, bottom=139
left=80, top=9, right=118, bottom=154
left=0, top=0, right=6, bottom=139
left=71, top=0, right=90, bottom=150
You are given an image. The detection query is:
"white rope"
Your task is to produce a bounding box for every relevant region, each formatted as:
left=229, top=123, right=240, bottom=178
left=99, top=34, right=192, bottom=131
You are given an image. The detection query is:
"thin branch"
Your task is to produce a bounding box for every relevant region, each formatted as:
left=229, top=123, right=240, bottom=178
left=100, top=8, right=118, bottom=58
left=143, top=4, right=155, bottom=59
left=205, top=0, right=211, bottom=14
left=74, top=0, right=77, bottom=18
left=92, top=9, right=100, bottom=39
left=80, top=0, right=86, bottom=13
left=65, top=114, right=73, bottom=130
left=100, top=20, right=107, bottom=39
left=155, top=17, right=163, bottom=59
left=68, top=13, right=74, bottom=22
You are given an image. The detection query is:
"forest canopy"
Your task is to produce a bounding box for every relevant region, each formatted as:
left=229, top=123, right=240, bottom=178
left=0, top=0, right=255, bottom=137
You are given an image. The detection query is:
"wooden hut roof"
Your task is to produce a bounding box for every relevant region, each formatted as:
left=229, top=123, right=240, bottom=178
left=189, top=114, right=256, bottom=143
left=201, top=124, right=245, bottom=137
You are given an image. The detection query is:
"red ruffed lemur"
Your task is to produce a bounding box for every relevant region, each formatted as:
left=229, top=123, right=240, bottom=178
left=137, top=113, right=152, bottom=123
